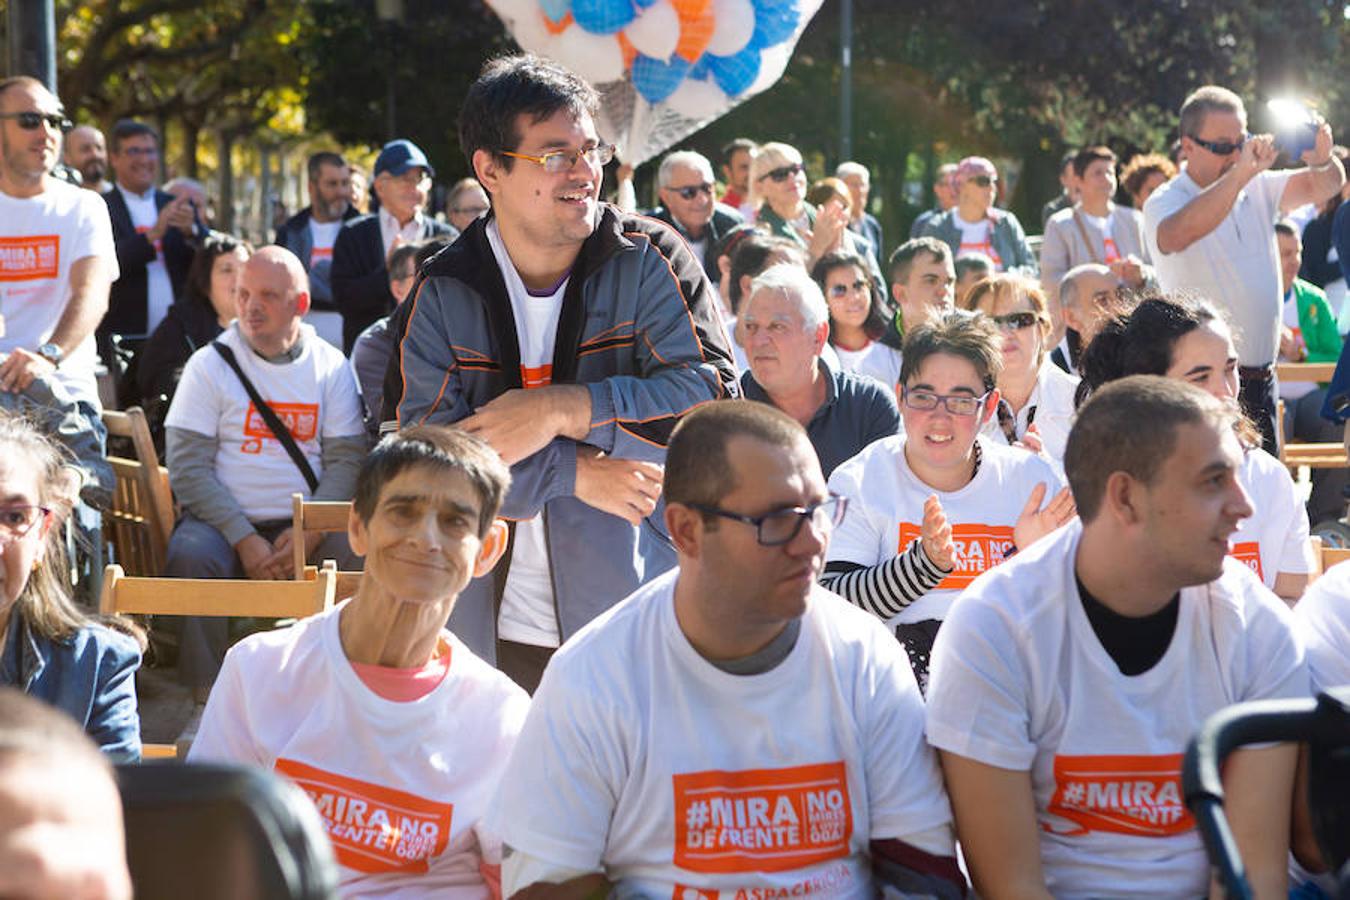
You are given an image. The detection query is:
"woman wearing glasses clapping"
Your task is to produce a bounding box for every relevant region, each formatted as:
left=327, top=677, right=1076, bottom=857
left=0, top=413, right=144, bottom=761
left=750, top=143, right=851, bottom=269
left=962, top=274, right=1080, bottom=468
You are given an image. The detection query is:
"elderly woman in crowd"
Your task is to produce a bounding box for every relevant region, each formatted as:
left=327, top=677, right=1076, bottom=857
left=751, top=142, right=849, bottom=268
left=137, top=232, right=251, bottom=418
left=962, top=274, right=1079, bottom=466
left=917, top=156, right=1037, bottom=276
left=812, top=249, right=902, bottom=392
left=190, top=425, right=529, bottom=897
left=1079, top=294, right=1313, bottom=603
left=0, top=414, right=143, bottom=761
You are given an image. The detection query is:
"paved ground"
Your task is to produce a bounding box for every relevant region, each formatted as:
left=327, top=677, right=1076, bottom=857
left=137, top=661, right=197, bottom=746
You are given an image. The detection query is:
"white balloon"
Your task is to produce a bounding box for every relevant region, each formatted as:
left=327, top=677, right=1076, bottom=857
left=705, top=0, right=755, bottom=57
left=624, top=0, right=679, bottom=62
left=555, top=26, right=627, bottom=84
left=666, top=77, right=729, bottom=121
left=501, top=5, right=552, bottom=54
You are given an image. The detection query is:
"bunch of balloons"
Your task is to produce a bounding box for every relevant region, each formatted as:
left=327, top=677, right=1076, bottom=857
left=486, top=0, right=821, bottom=163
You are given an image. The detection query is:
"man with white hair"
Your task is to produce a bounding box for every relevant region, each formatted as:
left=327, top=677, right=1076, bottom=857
left=837, top=161, right=884, bottom=271
left=738, top=264, right=899, bottom=478
left=649, top=149, right=744, bottom=281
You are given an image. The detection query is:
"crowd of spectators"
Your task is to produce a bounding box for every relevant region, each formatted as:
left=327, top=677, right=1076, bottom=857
left=2, top=55, right=1350, bottom=900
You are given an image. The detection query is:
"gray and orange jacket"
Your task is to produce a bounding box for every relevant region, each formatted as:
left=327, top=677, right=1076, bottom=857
left=390, top=204, right=739, bottom=661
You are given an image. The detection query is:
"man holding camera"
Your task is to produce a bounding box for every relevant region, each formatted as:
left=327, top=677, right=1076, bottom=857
left=1144, top=85, right=1344, bottom=454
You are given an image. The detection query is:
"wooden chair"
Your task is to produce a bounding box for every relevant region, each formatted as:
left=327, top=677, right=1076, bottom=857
left=1275, top=362, right=1337, bottom=384
left=102, top=408, right=174, bottom=576
left=291, top=494, right=362, bottom=598
left=142, top=743, right=179, bottom=760
left=1323, top=545, right=1350, bottom=574
left=100, top=561, right=337, bottom=619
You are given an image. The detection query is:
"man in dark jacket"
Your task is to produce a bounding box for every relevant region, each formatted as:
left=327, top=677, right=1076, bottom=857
left=646, top=149, right=743, bottom=286
left=330, top=139, right=452, bottom=352
left=274, top=151, right=358, bottom=345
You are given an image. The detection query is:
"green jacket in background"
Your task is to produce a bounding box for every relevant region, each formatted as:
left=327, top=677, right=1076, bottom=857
left=1290, top=278, right=1343, bottom=364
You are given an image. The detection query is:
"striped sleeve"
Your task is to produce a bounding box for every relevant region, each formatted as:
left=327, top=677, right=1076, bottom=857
left=821, top=541, right=949, bottom=621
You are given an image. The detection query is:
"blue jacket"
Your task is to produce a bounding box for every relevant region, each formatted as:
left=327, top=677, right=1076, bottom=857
left=916, top=207, right=1039, bottom=277
left=392, top=206, right=738, bottom=661
left=0, top=608, right=141, bottom=761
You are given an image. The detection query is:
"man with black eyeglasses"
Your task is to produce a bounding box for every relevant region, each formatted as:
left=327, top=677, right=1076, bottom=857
left=648, top=149, right=743, bottom=283
left=389, top=54, right=737, bottom=694
left=490, top=401, right=965, bottom=900
left=824, top=310, right=1073, bottom=687
left=0, top=77, right=115, bottom=418
left=1144, top=84, right=1345, bottom=455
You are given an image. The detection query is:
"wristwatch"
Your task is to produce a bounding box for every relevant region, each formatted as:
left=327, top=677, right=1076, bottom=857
left=37, top=343, right=63, bottom=366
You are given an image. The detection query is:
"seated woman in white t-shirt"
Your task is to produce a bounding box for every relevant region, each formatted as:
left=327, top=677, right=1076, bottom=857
left=190, top=426, right=529, bottom=899
left=812, top=249, right=902, bottom=392
left=823, top=310, right=1076, bottom=684
left=962, top=274, right=1079, bottom=466
left=1078, top=294, right=1314, bottom=602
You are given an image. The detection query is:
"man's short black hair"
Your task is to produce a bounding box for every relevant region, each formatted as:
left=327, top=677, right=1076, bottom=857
left=109, top=119, right=158, bottom=154
left=458, top=54, right=599, bottom=171
left=1066, top=375, right=1235, bottom=523
left=721, top=138, right=757, bottom=167
left=1072, top=145, right=1117, bottom=179
left=900, top=309, right=1002, bottom=393
left=353, top=426, right=510, bottom=539
left=889, top=237, right=951, bottom=287
left=388, top=241, right=424, bottom=283
left=307, top=151, right=346, bottom=181
left=1275, top=218, right=1300, bottom=240
left=665, top=402, right=809, bottom=514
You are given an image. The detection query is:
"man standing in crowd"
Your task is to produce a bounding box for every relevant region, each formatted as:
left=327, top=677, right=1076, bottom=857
left=837, top=161, right=885, bottom=271
left=164, top=246, right=366, bottom=694
left=62, top=124, right=109, bottom=193
left=910, top=163, right=957, bottom=238
left=331, top=138, right=451, bottom=352
left=648, top=149, right=743, bottom=282
left=0, top=77, right=115, bottom=416
left=102, top=119, right=197, bottom=349
left=490, top=402, right=964, bottom=899
left=928, top=376, right=1307, bottom=899
left=1145, top=84, right=1345, bottom=453
left=719, top=137, right=756, bottom=219
left=1041, top=150, right=1080, bottom=228
left=738, top=265, right=899, bottom=477
left=888, top=237, right=956, bottom=339
left=394, top=54, right=737, bottom=693
left=275, top=151, right=357, bottom=347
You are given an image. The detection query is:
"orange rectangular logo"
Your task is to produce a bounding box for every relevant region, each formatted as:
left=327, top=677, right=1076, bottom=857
left=1045, top=754, right=1192, bottom=838
left=275, top=758, right=452, bottom=873
left=1229, top=542, right=1263, bottom=580
left=0, top=235, right=58, bottom=281
left=898, top=522, right=1014, bottom=589
left=672, top=762, right=852, bottom=874
left=520, top=363, right=553, bottom=390
left=243, top=402, right=319, bottom=443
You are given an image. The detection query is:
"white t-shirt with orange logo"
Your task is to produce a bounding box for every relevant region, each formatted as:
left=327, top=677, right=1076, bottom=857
left=1228, top=448, right=1312, bottom=587
left=489, top=570, right=953, bottom=899
left=926, top=521, right=1308, bottom=899
left=0, top=178, right=118, bottom=407
left=486, top=219, right=568, bottom=648
left=164, top=321, right=365, bottom=521
left=190, top=601, right=530, bottom=899
left=826, top=435, right=1064, bottom=624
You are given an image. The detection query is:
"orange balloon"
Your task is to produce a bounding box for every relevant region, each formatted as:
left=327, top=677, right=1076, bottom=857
left=670, top=0, right=711, bottom=17
left=543, top=11, right=573, bottom=35
left=617, top=31, right=638, bottom=70
left=675, top=4, right=715, bottom=62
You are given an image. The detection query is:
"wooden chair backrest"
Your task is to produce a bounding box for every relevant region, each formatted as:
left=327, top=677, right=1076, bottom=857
left=1275, top=362, right=1337, bottom=384
left=102, top=408, right=174, bottom=575
left=1323, top=546, right=1350, bottom=574
left=99, top=562, right=337, bottom=618
left=291, top=493, right=356, bottom=581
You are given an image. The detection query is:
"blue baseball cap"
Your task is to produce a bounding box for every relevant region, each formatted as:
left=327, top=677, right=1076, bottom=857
left=375, top=139, right=435, bottom=178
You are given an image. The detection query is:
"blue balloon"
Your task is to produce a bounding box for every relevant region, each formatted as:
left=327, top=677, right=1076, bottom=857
left=539, top=0, right=570, bottom=22
left=633, top=0, right=659, bottom=6
left=705, top=46, right=761, bottom=97
left=632, top=53, right=691, bottom=104
left=571, top=0, right=637, bottom=34
left=749, top=0, right=799, bottom=49
left=688, top=56, right=712, bottom=81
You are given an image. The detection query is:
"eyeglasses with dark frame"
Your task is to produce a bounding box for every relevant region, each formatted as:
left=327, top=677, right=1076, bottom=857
left=969, top=174, right=997, bottom=188
left=669, top=182, right=714, bottom=201
left=501, top=143, right=616, bottom=175
left=687, top=495, right=847, bottom=546
left=0, top=504, right=52, bottom=539
left=991, top=311, right=1039, bottom=332
left=760, top=163, right=804, bottom=183
left=1188, top=132, right=1249, bottom=156
left=901, top=387, right=990, bottom=416
left=0, top=111, right=73, bottom=134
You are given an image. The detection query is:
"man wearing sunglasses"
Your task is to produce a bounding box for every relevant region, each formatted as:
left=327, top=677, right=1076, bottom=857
left=1145, top=84, right=1345, bottom=455
left=388, top=54, right=736, bottom=694
left=0, top=77, right=116, bottom=418
left=490, top=401, right=964, bottom=900
left=331, top=139, right=452, bottom=353
left=648, top=150, right=743, bottom=283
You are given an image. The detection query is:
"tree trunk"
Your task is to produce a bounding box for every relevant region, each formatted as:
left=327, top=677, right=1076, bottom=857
left=181, top=121, right=199, bottom=180
left=218, top=129, right=235, bottom=235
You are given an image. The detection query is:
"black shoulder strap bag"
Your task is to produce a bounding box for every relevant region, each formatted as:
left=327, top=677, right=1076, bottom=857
left=211, top=342, right=319, bottom=494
